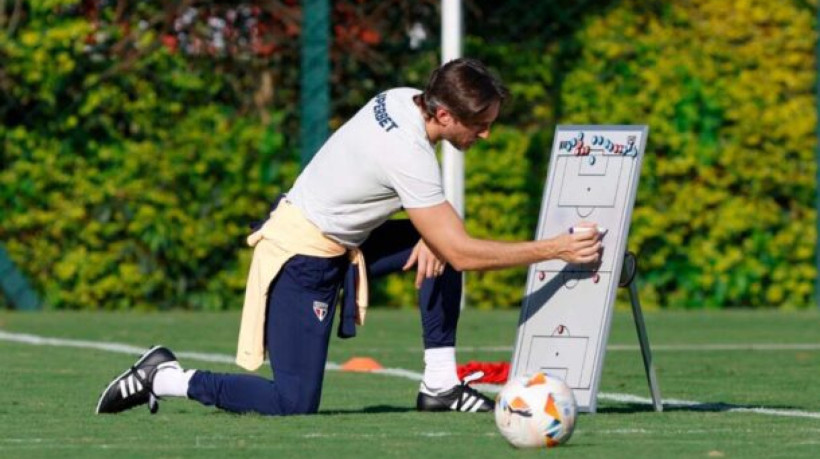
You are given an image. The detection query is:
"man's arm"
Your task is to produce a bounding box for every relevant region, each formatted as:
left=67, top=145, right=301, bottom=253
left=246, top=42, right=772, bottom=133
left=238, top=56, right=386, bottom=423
left=406, top=202, right=601, bottom=272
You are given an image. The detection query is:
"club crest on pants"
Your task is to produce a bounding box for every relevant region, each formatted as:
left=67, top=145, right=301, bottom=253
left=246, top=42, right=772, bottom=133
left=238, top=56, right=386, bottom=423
left=313, top=301, right=329, bottom=322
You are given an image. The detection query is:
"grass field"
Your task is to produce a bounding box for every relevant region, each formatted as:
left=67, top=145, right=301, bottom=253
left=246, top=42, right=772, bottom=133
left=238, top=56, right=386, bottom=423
left=1, top=308, right=820, bottom=458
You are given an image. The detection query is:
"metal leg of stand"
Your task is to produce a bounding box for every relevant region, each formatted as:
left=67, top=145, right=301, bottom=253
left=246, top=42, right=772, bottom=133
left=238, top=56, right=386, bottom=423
left=628, top=280, right=663, bottom=412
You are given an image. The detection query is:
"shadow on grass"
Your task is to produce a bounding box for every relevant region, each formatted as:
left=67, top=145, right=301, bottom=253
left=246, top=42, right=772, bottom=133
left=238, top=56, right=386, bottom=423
left=186, top=401, right=808, bottom=418
left=185, top=405, right=416, bottom=417
left=597, top=401, right=804, bottom=415
left=318, top=405, right=417, bottom=415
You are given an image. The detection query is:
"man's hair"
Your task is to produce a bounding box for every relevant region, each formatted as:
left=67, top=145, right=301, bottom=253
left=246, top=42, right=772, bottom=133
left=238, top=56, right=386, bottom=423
left=413, top=58, right=509, bottom=124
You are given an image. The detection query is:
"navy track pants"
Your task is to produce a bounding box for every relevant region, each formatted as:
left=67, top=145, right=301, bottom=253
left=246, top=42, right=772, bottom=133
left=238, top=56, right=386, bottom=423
left=187, top=219, right=462, bottom=415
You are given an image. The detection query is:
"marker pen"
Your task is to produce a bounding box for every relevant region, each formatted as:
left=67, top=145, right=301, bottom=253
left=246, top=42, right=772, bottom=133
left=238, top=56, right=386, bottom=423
left=569, top=226, right=608, bottom=235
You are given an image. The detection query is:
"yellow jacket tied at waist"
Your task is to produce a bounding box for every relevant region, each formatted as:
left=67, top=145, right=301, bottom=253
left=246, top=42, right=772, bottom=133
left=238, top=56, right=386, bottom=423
left=235, top=200, right=368, bottom=371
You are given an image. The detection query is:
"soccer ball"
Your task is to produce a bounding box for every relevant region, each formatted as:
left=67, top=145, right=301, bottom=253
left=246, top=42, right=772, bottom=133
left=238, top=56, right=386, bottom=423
left=494, top=372, right=577, bottom=448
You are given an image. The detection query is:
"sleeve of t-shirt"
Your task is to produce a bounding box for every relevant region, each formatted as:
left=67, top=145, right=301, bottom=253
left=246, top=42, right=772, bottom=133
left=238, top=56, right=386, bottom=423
left=382, top=147, right=447, bottom=209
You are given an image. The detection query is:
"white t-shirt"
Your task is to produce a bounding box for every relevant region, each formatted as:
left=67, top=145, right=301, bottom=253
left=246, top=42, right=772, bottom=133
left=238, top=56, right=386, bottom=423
left=287, top=87, right=446, bottom=247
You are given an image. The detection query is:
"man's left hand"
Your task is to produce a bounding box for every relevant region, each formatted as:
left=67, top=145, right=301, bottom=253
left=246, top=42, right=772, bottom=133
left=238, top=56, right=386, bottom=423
left=403, top=239, right=446, bottom=288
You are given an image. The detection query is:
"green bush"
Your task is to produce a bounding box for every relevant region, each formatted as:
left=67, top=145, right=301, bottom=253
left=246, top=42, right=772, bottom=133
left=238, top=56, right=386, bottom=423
left=3, top=0, right=818, bottom=311
left=0, top=3, right=298, bottom=310
left=561, top=0, right=816, bottom=308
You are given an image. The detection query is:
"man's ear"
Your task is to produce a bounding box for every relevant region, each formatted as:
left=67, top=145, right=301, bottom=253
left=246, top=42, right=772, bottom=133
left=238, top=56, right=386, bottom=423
left=434, top=107, right=454, bottom=127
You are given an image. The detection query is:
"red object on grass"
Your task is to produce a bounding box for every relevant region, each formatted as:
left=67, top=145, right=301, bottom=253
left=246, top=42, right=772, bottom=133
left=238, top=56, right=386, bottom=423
left=457, top=361, right=510, bottom=384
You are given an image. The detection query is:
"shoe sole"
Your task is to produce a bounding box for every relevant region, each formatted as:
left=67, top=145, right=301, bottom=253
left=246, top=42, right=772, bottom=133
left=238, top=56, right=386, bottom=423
left=95, top=345, right=164, bottom=414
left=417, top=401, right=493, bottom=413
left=417, top=390, right=494, bottom=413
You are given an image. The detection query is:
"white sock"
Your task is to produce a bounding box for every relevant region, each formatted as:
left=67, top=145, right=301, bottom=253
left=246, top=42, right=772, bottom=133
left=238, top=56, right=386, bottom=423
left=153, top=362, right=196, bottom=398
left=421, top=347, right=460, bottom=392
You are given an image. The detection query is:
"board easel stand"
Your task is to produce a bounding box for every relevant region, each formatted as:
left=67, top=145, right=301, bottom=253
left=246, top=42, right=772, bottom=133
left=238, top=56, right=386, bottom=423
left=619, top=250, right=663, bottom=412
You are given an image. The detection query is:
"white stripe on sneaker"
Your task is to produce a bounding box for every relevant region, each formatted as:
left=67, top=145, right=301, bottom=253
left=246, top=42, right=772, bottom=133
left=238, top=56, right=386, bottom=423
left=136, top=370, right=145, bottom=391
left=468, top=394, right=482, bottom=411
left=459, top=398, right=473, bottom=411
left=460, top=395, right=476, bottom=411
left=469, top=398, right=484, bottom=412
left=115, top=373, right=145, bottom=399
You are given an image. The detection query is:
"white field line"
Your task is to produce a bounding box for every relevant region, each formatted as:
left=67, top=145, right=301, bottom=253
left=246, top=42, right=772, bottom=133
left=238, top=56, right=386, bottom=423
left=465, top=384, right=820, bottom=422
left=441, top=343, right=820, bottom=353
left=609, top=343, right=820, bottom=351
left=334, top=343, right=820, bottom=354
left=3, top=330, right=820, bottom=420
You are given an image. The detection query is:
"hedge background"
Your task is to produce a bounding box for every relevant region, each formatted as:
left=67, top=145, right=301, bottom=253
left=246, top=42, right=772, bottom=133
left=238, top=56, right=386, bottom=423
left=1, top=0, right=818, bottom=310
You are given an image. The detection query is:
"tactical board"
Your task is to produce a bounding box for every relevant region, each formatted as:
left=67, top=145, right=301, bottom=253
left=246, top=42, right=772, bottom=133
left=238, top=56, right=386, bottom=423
left=510, top=125, right=648, bottom=412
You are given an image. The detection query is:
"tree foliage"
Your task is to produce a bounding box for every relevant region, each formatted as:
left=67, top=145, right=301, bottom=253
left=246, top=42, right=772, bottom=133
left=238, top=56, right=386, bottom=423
left=0, top=1, right=297, bottom=309
left=2, top=0, right=818, bottom=310
left=560, top=0, right=816, bottom=308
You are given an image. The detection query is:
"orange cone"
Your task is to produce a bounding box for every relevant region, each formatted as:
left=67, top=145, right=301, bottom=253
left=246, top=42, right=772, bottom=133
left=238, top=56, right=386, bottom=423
left=340, top=357, right=384, bottom=372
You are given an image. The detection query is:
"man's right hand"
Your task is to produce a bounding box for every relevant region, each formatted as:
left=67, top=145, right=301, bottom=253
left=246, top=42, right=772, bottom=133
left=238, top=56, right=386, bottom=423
left=552, top=223, right=602, bottom=264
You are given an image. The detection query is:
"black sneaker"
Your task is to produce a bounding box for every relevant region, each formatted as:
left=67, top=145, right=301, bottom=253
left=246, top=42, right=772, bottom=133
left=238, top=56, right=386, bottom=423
left=416, top=372, right=494, bottom=413
left=95, top=346, right=179, bottom=415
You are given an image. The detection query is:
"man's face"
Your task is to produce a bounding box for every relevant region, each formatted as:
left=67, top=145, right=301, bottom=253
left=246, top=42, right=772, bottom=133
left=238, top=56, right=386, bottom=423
left=441, top=101, right=500, bottom=150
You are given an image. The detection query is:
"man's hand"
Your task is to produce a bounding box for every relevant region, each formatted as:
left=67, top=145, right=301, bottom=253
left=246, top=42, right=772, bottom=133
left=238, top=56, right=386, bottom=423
left=403, top=239, right=446, bottom=288
left=553, top=222, right=603, bottom=264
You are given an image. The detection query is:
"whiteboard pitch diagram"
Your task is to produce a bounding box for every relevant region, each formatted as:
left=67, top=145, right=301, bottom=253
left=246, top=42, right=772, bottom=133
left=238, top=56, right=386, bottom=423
left=510, top=125, right=656, bottom=413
